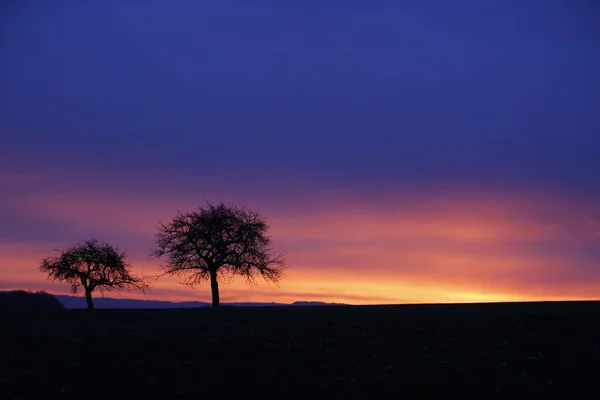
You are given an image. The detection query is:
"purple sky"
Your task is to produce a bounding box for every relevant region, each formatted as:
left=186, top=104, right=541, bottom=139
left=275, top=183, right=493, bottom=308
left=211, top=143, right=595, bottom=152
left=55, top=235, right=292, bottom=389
left=1, top=0, right=600, bottom=304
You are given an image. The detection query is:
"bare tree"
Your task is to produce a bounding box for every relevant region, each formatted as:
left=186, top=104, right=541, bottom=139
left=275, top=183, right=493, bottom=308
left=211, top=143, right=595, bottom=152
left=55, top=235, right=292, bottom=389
left=39, top=239, right=151, bottom=309
left=152, top=202, right=287, bottom=307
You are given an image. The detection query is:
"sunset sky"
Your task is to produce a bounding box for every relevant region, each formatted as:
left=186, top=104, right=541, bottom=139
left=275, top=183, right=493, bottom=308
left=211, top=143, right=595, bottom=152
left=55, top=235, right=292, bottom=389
left=1, top=0, right=599, bottom=305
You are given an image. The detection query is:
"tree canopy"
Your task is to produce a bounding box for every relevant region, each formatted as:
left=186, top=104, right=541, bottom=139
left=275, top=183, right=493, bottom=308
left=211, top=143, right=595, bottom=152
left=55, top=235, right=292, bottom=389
left=39, top=239, right=150, bottom=309
left=153, top=202, right=287, bottom=307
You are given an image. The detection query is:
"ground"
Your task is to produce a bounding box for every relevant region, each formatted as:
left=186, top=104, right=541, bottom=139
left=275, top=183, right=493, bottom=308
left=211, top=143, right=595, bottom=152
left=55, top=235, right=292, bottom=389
left=1, top=301, right=600, bottom=399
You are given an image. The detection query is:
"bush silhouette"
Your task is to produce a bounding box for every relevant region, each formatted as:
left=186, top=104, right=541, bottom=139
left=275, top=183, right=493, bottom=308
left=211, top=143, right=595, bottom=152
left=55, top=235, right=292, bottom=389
left=0, top=290, right=65, bottom=314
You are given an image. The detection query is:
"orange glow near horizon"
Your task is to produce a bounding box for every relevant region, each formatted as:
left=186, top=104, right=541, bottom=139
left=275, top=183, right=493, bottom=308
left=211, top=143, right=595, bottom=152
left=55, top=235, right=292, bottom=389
left=1, top=188, right=600, bottom=305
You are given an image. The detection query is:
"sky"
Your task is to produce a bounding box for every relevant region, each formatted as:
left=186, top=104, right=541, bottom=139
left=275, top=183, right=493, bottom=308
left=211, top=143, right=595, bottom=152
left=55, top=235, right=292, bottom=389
left=1, top=0, right=599, bottom=305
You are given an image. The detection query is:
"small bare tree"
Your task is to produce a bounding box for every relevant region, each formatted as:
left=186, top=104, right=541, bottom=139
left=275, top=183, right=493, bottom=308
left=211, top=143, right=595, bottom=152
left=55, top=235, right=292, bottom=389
left=153, top=202, right=287, bottom=307
left=39, top=239, right=151, bottom=309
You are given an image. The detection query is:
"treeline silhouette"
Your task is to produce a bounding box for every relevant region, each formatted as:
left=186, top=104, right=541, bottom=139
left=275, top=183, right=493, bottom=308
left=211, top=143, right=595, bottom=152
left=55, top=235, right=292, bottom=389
left=0, top=290, right=65, bottom=314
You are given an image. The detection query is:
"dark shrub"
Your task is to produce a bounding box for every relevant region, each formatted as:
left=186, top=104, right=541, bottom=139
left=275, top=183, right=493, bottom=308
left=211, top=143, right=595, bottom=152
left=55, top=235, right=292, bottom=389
left=0, top=290, right=65, bottom=314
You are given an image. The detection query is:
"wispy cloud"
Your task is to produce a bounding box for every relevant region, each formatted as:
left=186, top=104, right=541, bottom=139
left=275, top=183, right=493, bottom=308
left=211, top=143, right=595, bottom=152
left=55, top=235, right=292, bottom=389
left=2, top=186, right=600, bottom=304
left=1, top=179, right=600, bottom=304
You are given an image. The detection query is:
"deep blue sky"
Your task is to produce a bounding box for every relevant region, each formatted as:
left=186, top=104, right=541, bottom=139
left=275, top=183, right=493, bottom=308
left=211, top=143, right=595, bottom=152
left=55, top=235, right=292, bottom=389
left=2, top=0, right=599, bottom=195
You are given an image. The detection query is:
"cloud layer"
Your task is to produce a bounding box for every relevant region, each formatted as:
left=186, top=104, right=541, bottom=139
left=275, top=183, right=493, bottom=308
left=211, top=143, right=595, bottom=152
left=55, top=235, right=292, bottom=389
left=2, top=182, right=599, bottom=304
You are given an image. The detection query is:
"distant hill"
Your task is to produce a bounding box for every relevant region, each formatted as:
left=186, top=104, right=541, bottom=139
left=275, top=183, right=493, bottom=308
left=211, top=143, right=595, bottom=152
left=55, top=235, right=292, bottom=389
left=50, top=295, right=347, bottom=309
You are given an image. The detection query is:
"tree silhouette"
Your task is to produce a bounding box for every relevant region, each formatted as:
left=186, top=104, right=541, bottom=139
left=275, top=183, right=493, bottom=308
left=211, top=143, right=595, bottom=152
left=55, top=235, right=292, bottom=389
left=153, top=202, right=287, bottom=307
left=39, top=239, right=150, bottom=309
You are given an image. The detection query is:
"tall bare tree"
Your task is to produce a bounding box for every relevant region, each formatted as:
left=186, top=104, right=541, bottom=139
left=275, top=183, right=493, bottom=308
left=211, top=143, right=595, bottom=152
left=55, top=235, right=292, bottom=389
left=153, top=202, right=287, bottom=307
left=39, top=239, right=150, bottom=309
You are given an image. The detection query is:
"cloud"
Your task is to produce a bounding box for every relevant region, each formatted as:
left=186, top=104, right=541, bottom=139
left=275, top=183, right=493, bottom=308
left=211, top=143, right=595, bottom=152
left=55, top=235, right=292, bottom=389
left=1, top=186, right=600, bottom=304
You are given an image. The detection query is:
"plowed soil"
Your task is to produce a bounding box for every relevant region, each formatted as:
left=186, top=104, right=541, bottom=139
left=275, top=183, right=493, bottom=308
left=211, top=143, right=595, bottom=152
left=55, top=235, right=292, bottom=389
left=2, top=302, right=600, bottom=399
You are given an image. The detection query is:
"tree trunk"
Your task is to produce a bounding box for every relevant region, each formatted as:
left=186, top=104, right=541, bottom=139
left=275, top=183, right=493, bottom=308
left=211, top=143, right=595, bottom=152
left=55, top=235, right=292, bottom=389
left=85, top=290, right=95, bottom=309
left=210, top=271, right=220, bottom=307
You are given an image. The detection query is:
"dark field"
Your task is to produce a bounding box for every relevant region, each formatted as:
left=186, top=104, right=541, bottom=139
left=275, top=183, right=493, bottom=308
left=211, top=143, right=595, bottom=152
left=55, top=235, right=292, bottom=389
left=2, top=301, right=600, bottom=399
